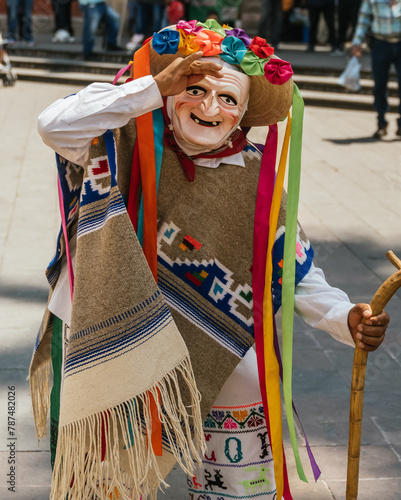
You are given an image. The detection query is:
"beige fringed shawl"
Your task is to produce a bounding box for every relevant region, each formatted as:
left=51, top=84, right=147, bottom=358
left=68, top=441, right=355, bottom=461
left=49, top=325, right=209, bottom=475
left=29, top=126, right=207, bottom=500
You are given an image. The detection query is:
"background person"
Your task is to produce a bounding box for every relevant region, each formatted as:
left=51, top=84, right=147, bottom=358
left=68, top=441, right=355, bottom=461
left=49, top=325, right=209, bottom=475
left=6, top=0, right=34, bottom=45
left=352, top=0, right=401, bottom=138
left=78, top=0, right=121, bottom=59
left=304, top=0, right=341, bottom=54
left=338, top=0, right=361, bottom=51
left=259, top=0, right=283, bottom=49
left=125, top=0, right=166, bottom=52
left=51, top=0, right=76, bottom=43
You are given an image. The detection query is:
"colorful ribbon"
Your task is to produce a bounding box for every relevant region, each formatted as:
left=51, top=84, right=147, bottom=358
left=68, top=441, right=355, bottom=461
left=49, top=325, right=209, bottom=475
left=253, top=84, right=316, bottom=499
left=252, top=123, right=284, bottom=496
left=133, top=43, right=158, bottom=281
left=132, top=43, right=162, bottom=456
left=281, top=83, right=308, bottom=481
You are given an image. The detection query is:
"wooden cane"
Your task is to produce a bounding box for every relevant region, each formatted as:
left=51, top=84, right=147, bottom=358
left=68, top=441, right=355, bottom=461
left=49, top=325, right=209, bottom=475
left=346, top=251, right=401, bottom=500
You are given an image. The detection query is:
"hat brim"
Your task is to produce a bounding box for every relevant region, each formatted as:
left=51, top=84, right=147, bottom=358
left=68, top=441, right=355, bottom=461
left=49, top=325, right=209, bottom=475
left=143, top=35, right=293, bottom=127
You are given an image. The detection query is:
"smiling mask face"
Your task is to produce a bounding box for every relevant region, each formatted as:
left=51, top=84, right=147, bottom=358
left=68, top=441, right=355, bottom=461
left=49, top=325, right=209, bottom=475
left=170, top=64, right=251, bottom=152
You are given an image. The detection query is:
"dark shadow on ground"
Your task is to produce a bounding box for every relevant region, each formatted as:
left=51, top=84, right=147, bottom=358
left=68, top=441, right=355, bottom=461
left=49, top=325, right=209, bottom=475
left=324, top=137, right=401, bottom=145
left=0, top=282, right=49, bottom=303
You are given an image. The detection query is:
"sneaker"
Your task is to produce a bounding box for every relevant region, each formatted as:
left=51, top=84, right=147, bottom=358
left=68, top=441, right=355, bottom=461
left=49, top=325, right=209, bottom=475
left=125, top=34, right=144, bottom=52
left=4, top=38, right=15, bottom=47
left=373, top=126, right=387, bottom=139
left=52, top=29, right=74, bottom=43
left=20, top=39, right=35, bottom=47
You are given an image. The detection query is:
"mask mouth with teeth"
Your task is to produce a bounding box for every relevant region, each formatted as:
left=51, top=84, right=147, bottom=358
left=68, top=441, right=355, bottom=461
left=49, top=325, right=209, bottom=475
left=190, top=113, right=220, bottom=127
left=167, top=61, right=251, bottom=157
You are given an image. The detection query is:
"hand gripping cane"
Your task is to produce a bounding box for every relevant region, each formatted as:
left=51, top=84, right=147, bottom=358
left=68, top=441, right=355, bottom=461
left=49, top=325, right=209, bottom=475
left=346, top=251, right=401, bottom=500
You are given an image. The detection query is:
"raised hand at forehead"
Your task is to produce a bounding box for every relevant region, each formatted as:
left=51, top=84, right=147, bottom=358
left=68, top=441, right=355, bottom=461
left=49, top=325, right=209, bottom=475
left=154, top=52, right=223, bottom=97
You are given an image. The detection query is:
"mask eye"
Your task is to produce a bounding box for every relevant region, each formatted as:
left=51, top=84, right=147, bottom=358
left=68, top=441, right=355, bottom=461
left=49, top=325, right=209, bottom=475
left=186, top=86, right=206, bottom=97
left=219, top=94, right=237, bottom=106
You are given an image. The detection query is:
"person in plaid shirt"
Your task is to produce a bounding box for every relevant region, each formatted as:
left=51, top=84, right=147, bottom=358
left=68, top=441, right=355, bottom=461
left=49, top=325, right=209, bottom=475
left=352, top=0, right=401, bottom=138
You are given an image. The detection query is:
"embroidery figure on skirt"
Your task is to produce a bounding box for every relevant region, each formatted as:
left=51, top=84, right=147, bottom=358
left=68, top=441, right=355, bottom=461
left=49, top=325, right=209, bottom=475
left=32, top=18, right=389, bottom=500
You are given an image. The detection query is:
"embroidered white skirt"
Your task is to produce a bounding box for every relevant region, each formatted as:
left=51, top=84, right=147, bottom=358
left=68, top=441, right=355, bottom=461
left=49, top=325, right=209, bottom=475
left=188, top=348, right=277, bottom=499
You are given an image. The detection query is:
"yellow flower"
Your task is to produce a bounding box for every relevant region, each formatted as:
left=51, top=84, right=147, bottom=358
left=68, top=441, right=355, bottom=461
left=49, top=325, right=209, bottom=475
left=178, top=30, right=200, bottom=56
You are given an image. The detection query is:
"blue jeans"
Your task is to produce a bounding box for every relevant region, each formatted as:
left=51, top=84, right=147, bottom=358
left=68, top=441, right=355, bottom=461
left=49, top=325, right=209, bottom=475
left=258, top=0, right=282, bottom=48
left=371, top=37, right=401, bottom=128
left=6, top=0, right=34, bottom=41
left=135, top=3, right=165, bottom=37
left=80, top=2, right=120, bottom=56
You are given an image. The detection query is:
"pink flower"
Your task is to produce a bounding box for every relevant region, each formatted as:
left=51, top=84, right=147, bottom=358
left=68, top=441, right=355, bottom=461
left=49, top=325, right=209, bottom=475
left=264, top=58, right=293, bottom=85
left=177, top=20, right=203, bottom=35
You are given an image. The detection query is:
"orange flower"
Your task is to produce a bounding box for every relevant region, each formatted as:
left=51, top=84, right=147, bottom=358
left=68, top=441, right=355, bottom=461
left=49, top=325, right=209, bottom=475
left=193, top=29, right=223, bottom=56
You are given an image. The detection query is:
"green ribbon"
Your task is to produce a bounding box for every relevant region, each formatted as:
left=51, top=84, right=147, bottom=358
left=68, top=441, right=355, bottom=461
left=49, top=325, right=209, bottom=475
left=282, top=83, right=307, bottom=482
left=50, top=316, right=63, bottom=469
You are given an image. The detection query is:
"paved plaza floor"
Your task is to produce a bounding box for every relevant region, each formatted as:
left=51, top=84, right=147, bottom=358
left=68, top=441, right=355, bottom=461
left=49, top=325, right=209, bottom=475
left=0, top=81, right=401, bottom=499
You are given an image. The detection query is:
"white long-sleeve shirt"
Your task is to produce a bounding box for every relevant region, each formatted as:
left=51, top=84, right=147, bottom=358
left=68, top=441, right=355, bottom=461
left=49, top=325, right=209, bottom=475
left=39, top=77, right=355, bottom=347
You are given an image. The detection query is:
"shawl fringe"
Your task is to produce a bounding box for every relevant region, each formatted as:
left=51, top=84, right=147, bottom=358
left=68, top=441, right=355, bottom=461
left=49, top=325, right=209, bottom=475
left=30, top=359, right=52, bottom=440
left=51, top=356, right=206, bottom=500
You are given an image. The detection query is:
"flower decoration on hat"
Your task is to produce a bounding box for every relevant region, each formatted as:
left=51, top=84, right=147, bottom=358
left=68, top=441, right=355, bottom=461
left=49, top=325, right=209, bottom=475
left=177, top=19, right=203, bottom=35
left=249, top=36, right=275, bottom=58
left=150, top=20, right=293, bottom=86
left=178, top=30, right=200, bottom=55
left=265, top=58, right=294, bottom=85
left=152, top=29, right=180, bottom=54
left=220, top=36, right=247, bottom=65
left=225, top=27, right=252, bottom=47
left=240, top=51, right=270, bottom=76
left=194, top=29, right=223, bottom=56
left=197, top=19, right=226, bottom=37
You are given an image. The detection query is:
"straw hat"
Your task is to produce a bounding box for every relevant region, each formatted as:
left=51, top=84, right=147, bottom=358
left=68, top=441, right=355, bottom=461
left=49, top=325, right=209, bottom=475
left=144, top=21, right=294, bottom=127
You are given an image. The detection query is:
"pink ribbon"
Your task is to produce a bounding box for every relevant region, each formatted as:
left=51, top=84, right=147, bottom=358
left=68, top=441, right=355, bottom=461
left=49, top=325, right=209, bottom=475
left=113, top=62, right=133, bottom=85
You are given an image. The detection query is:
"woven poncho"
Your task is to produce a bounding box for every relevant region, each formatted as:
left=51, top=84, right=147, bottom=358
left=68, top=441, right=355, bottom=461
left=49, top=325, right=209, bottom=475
left=29, top=118, right=313, bottom=500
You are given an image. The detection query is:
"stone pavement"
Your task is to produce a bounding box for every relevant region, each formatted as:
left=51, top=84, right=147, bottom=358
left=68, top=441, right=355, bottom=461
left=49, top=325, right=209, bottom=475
left=0, top=80, right=400, bottom=500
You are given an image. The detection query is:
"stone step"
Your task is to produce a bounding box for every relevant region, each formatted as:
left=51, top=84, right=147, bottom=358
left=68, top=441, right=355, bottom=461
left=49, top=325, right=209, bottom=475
left=294, top=74, right=399, bottom=98
left=12, top=67, right=122, bottom=86
left=300, top=88, right=399, bottom=112
left=9, top=55, right=126, bottom=76
left=7, top=45, right=130, bottom=65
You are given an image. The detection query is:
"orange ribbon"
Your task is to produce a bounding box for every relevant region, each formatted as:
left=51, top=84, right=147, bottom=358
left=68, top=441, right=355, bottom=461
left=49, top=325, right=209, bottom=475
left=133, top=44, right=162, bottom=456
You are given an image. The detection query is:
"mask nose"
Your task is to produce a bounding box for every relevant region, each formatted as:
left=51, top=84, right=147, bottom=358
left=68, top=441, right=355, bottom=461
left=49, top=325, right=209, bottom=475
left=200, top=91, right=220, bottom=117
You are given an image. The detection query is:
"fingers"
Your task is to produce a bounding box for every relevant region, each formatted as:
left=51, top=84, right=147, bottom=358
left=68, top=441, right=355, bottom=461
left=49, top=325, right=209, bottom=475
left=186, top=59, right=224, bottom=77
left=350, top=303, right=389, bottom=351
left=178, top=52, right=223, bottom=78
left=356, top=330, right=385, bottom=351
left=354, top=310, right=389, bottom=351
left=351, top=303, right=372, bottom=319
left=364, top=310, right=390, bottom=327
left=351, top=44, right=362, bottom=58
